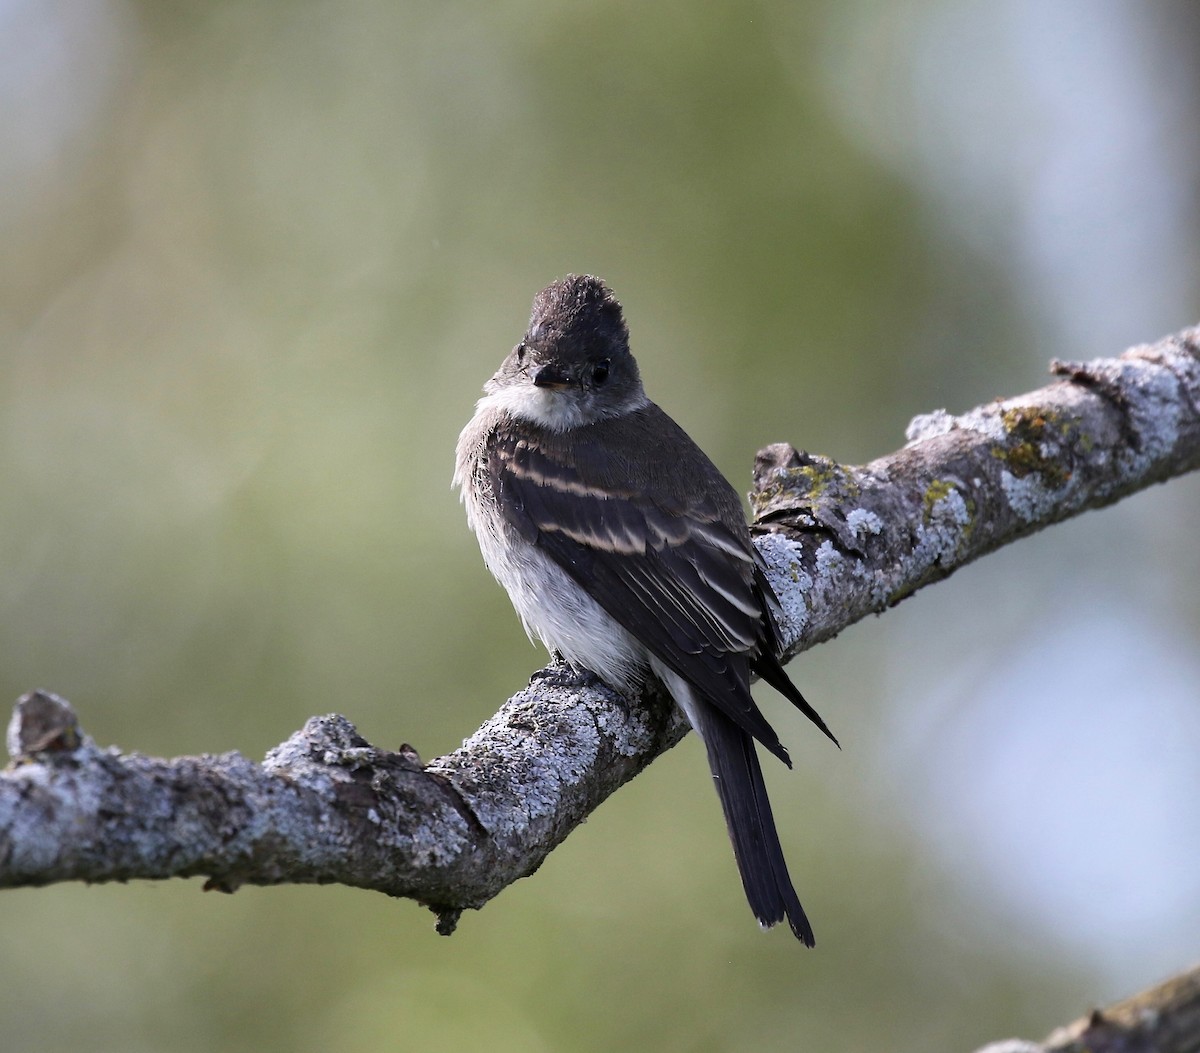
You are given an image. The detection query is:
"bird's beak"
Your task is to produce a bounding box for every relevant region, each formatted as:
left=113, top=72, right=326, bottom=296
left=533, top=363, right=573, bottom=390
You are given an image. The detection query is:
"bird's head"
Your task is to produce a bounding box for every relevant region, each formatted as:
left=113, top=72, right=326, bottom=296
left=484, top=275, right=648, bottom=431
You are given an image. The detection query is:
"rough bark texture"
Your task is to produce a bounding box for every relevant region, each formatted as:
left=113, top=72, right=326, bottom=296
left=976, top=962, right=1200, bottom=1053
left=0, top=680, right=686, bottom=935
left=750, top=327, right=1200, bottom=656
left=1, top=326, right=1198, bottom=984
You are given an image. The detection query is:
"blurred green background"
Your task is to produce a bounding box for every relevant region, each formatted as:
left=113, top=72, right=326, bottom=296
left=3, top=1, right=1199, bottom=1050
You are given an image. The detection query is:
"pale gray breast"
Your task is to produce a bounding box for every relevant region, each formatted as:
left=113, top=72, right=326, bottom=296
left=454, top=408, right=646, bottom=692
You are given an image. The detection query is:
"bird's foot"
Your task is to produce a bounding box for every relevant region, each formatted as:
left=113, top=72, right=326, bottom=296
left=529, top=655, right=605, bottom=690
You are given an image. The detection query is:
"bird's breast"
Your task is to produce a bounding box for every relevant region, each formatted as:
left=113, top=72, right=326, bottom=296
left=455, top=417, right=645, bottom=693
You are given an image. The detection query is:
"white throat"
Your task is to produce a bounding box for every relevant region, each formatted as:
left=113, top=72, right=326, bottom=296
left=477, top=384, right=647, bottom=433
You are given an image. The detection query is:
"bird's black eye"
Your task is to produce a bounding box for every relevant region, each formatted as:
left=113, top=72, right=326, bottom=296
left=514, top=342, right=527, bottom=362
left=591, top=358, right=610, bottom=385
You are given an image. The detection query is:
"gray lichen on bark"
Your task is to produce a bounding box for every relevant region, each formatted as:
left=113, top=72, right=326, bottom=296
left=750, top=327, right=1200, bottom=653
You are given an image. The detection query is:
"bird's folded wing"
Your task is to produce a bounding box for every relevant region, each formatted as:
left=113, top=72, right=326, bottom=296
left=490, top=426, right=790, bottom=764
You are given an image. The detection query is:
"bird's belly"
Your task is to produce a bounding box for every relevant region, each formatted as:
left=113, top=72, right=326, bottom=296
left=473, top=513, right=645, bottom=692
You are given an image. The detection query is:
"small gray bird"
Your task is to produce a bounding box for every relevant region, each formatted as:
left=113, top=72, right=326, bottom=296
left=454, top=274, right=836, bottom=944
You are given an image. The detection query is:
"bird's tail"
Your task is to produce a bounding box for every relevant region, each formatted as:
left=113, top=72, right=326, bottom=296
left=693, top=700, right=815, bottom=946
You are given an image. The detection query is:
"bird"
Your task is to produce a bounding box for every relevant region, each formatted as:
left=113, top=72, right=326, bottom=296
left=453, top=274, right=837, bottom=944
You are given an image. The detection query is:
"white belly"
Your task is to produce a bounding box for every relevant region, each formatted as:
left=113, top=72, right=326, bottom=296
left=455, top=433, right=646, bottom=693
left=474, top=499, right=646, bottom=693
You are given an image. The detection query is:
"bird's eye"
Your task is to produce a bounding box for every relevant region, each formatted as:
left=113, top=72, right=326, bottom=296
left=514, top=343, right=526, bottom=362
left=591, top=359, right=610, bottom=385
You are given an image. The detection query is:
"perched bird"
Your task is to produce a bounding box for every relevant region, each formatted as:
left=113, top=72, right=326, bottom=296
left=454, top=274, right=836, bottom=944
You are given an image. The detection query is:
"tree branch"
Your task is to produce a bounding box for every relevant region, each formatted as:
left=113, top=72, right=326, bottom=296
left=1, top=324, right=1198, bottom=947
left=975, top=962, right=1200, bottom=1053
left=750, top=326, right=1200, bottom=655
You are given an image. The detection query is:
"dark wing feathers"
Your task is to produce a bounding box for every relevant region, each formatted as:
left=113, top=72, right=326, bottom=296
left=751, top=562, right=840, bottom=748
left=547, top=522, right=789, bottom=763
left=489, top=408, right=811, bottom=761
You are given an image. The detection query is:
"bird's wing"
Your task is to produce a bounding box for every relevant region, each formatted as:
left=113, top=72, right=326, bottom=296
left=488, top=416, right=792, bottom=764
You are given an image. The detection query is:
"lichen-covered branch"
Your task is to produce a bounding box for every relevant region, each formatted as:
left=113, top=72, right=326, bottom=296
left=976, top=962, right=1200, bottom=1053
left=0, top=681, right=686, bottom=935
left=750, top=326, right=1200, bottom=654
left=0, top=324, right=1198, bottom=936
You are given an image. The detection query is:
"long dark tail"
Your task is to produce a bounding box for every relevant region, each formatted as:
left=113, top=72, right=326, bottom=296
left=693, top=698, right=815, bottom=946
